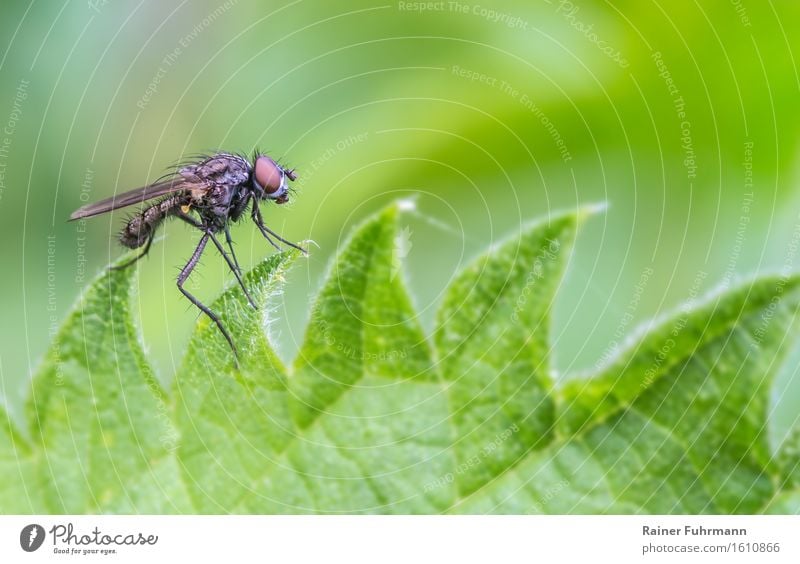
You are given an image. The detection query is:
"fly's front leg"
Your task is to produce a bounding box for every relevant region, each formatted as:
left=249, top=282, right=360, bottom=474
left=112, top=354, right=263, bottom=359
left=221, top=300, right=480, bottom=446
left=251, top=203, right=280, bottom=251
left=177, top=233, right=240, bottom=366
left=252, top=200, right=307, bottom=254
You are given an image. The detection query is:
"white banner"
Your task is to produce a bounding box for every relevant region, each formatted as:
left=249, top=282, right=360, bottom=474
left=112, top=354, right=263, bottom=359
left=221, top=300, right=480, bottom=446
left=1, top=515, right=798, bottom=563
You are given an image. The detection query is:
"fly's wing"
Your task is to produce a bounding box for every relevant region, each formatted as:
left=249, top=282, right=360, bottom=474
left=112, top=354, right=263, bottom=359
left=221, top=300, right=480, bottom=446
left=69, top=153, right=252, bottom=221
left=69, top=178, right=189, bottom=220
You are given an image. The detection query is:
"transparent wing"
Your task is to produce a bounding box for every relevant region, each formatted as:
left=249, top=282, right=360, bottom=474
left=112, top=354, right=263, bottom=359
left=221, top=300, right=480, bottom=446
left=69, top=178, right=193, bottom=220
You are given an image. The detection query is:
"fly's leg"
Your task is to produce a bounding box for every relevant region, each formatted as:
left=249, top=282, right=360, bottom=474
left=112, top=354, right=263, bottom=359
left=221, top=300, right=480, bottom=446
left=112, top=233, right=154, bottom=270
left=219, top=191, right=251, bottom=282
left=207, top=232, right=257, bottom=310
left=252, top=201, right=307, bottom=254
left=251, top=203, right=280, bottom=251
left=225, top=224, right=242, bottom=275
left=176, top=209, right=203, bottom=229
left=176, top=211, right=256, bottom=310
left=177, top=233, right=240, bottom=366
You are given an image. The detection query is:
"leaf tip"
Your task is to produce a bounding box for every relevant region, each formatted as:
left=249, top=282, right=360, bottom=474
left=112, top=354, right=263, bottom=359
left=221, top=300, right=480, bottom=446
left=396, top=195, right=419, bottom=213
left=576, top=201, right=608, bottom=223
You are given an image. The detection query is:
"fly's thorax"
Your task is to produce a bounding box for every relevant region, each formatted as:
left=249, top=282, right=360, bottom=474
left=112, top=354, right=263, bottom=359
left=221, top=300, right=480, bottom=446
left=189, top=184, right=237, bottom=208
left=190, top=187, right=206, bottom=201
left=190, top=184, right=245, bottom=227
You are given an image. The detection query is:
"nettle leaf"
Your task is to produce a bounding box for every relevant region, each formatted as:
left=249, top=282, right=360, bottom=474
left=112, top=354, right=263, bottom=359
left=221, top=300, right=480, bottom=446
left=172, top=205, right=580, bottom=513
left=769, top=423, right=800, bottom=513
left=3, top=202, right=800, bottom=515
left=23, top=261, right=191, bottom=513
left=274, top=206, right=448, bottom=513
left=0, top=407, right=40, bottom=513
left=435, top=211, right=580, bottom=497
left=458, top=277, right=800, bottom=513
left=174, top=251, right=300, bottom=511
left=176, top=207, right=452, bottom=513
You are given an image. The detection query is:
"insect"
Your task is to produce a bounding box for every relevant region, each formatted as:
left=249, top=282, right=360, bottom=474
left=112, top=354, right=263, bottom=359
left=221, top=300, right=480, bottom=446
left=69, top=151, right=305, bottom=363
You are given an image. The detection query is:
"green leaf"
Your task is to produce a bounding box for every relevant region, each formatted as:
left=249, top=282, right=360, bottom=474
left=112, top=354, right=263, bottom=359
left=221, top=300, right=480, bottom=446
left=170, top=205, right=579, bottom=512
left=4, top=202, right=800, bottom=515
left=775, top=423, right=800, bottom=494
left=173, top=251, right=300, bottom=512
left=0, top=407, right=40, bottom=513
left=457, top=276, right=800, bottom=513
left=24, top=261, right=191, bottom=513
left=174, top=207, right=452, bottom=513
left=435, top=210, right=580, bottom=496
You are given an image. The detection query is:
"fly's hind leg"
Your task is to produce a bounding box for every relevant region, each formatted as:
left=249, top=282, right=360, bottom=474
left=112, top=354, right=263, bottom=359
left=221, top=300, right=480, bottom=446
left=177, top=233, right=240, bottom=366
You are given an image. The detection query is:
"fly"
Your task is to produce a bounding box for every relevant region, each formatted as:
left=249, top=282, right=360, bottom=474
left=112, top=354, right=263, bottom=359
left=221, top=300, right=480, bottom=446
left=69, top=151, right=306, bottom=365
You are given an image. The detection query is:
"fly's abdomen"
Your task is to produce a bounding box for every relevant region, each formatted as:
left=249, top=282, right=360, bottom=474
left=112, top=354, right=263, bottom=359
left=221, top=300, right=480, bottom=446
left=119, top=195, right=182, bottom=249
left=119, top=215, right=152, bottom=249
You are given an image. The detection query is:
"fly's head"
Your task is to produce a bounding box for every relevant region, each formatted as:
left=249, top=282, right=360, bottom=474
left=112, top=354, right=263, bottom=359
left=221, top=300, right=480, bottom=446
left=252, top=154, right=297, bottom=205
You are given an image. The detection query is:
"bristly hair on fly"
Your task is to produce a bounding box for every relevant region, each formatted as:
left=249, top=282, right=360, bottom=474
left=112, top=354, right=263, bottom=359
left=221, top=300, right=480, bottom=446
left=148, top=151, right=222, bottom=186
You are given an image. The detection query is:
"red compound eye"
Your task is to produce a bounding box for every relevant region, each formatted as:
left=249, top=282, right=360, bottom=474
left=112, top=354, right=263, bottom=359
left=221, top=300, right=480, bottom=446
left=254, top=156, right=283, bottom=194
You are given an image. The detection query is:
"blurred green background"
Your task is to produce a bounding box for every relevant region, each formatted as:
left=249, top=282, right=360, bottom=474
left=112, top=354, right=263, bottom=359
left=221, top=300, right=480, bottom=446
left=1, top=0, right=800, bottom=447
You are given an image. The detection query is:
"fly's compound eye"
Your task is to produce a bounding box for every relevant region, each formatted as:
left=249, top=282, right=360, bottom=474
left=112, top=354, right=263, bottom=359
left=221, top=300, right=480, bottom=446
left=254, top=156, right=285, bottom=195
